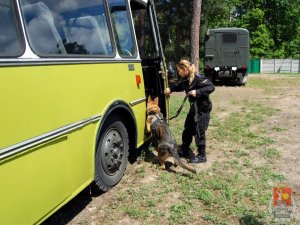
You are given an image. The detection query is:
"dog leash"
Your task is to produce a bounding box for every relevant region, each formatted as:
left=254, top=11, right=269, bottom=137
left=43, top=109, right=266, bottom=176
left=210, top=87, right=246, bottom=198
left=169, top=95, right=188, bottom=120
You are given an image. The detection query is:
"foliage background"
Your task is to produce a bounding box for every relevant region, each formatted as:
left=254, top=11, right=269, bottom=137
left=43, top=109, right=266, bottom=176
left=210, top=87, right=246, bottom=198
left=155, top=0, right=300, bottom=63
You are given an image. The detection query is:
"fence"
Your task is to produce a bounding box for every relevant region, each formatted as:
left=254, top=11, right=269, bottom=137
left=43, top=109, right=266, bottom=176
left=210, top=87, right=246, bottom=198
left=248, top=59, right=260, bottom=73
left=260, top=59, right=300, bottom=73
left=248, top=59, right=300, bottom=74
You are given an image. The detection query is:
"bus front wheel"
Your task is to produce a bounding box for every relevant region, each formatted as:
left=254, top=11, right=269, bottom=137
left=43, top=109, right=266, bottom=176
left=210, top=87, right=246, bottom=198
left=94, top=116, right=129, bottom=192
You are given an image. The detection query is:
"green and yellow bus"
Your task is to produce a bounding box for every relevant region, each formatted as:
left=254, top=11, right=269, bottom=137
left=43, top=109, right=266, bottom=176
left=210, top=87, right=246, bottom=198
left=0, top=0, right=168, bottom=224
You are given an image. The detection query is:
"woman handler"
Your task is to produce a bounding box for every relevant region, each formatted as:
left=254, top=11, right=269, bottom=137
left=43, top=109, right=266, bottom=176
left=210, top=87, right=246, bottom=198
left=164, top=59, right=215, bottom=163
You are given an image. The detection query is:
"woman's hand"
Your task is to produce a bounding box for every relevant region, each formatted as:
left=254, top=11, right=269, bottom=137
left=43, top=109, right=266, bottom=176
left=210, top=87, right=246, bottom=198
left=188, top=90, right=196, bottom=97
left=164, top=88, right=171, bottom=96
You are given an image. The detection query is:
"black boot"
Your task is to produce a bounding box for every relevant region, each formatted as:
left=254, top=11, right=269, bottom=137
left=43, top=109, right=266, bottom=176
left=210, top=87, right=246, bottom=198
left=178, top=145, right=190, bottom=158
left=190, top=148, right=206, bottom=163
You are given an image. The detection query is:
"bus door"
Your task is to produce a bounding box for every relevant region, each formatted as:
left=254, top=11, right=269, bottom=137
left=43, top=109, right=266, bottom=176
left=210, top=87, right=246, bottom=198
left=130, top=0, right=168, bottom=118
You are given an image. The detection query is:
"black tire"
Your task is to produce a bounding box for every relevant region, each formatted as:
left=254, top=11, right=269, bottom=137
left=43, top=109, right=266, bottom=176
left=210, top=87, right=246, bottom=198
left=204, top=70, right=213, bottom=82
left=94, top=115, right=129, bottom=192
left=238, top=72, right=248, bottom=85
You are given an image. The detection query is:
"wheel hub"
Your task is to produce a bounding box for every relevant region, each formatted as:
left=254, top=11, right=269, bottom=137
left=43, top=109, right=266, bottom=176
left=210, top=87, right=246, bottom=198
left=102, top=129, right=124, bottom=175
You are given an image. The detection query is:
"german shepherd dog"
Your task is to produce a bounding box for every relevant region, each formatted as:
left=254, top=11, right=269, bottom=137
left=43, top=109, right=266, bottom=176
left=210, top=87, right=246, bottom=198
left=146, top=96, right=196, bottom=174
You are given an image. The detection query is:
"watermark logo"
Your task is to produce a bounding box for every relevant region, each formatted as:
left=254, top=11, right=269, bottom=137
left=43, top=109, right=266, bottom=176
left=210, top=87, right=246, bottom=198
left=269, top=186, right=295, bottom=224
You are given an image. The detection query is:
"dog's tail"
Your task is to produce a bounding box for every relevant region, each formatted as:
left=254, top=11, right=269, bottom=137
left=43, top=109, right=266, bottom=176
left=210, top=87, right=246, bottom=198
left=159, top=143, right=197, bottom=174
left=173, top=152, right=197, bottom=174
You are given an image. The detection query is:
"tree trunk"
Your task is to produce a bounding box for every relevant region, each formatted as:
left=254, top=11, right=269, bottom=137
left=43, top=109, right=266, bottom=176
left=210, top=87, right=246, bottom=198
left=190, top=0, right=202, bottom=72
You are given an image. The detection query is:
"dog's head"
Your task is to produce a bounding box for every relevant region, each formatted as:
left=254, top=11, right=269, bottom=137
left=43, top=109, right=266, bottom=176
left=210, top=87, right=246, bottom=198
left=146, top=96, right=160, bottom=133
left=147, top=96, right=160, bottom=115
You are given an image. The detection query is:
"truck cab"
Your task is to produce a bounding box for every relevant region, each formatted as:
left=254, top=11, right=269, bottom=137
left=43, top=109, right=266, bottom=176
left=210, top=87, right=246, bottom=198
left=204, top=28, right=249, bottom=85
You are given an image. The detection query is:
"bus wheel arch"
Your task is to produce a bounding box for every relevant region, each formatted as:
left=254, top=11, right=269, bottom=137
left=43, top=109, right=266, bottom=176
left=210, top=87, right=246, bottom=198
left=93, top=103, right=137, bottom=192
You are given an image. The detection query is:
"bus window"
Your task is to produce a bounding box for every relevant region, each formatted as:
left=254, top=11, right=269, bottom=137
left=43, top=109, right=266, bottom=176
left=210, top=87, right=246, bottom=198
left=20, top=0, right=113, bottom=56
left=131, top=8, right=156, bottom=58
left=107, top=0, right=136, bottom=57
left=0, top=0, right=22, bottom=56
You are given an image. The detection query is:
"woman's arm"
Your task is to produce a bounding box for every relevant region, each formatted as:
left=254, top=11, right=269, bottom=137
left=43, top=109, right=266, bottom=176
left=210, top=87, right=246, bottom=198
left=195, top=77, right=215, bottom=97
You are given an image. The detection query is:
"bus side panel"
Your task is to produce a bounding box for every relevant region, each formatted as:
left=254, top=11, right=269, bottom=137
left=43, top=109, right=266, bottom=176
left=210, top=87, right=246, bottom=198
left=0, top=123, right=98, bottom=225
left=0, top=62, right=146, bottom=224
left=1, top=135, right=69, bottom=224
left=0, top=63, right=145, bottom=149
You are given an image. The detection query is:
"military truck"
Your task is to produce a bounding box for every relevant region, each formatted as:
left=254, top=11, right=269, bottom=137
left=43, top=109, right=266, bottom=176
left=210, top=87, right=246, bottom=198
left=204, top=28, right=249, bottom=85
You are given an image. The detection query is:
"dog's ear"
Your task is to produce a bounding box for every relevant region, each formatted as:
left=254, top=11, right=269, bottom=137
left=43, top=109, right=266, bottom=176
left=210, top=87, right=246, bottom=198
left=154, top=97, right=159, bottom=105
left=147, top=96, right=152, bottom=103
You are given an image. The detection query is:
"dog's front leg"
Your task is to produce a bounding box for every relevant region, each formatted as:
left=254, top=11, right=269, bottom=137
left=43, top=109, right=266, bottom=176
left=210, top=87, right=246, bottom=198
left=159, top=160, right=166, bottom=170
left=157, top=148, right=167, bottom=170
left=157, top=149, right=166, bottom=170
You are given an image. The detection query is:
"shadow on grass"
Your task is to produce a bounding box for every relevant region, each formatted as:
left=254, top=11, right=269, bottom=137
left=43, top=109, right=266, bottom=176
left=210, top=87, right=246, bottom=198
left=239, top=215, right=263, bottom=225
left=213, top=79, right=245, bottom=87
left=132, top=141, right=196, bottom=177
left=41, top=187, right=94, bottom=225
left=43, top=140, right=195, bottom=224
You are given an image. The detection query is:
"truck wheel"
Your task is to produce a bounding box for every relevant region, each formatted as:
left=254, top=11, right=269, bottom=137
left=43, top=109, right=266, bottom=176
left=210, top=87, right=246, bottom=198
left=205, top=71, right=213, bottom=81
left=238, top=73, right=248, bottom=85
left=94, top=115, right=129, bottom=192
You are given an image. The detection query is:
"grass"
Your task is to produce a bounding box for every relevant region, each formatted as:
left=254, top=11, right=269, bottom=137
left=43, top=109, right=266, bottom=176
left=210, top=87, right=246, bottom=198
left=247, top=73, right=300, bottom=93
left=101, top=75, right=299, bottom=225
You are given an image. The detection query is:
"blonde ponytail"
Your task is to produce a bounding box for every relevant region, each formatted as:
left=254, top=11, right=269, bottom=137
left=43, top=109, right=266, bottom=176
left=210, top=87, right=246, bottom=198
left=178, top=59, right=195, bottom=84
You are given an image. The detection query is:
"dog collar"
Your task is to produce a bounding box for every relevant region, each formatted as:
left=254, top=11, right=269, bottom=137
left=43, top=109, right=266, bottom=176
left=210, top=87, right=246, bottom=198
left=151, top=113, right=164, bottom=132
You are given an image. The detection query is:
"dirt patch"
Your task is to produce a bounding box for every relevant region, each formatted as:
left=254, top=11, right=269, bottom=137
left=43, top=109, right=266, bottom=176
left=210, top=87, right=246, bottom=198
left=43, top=75, right=300, bottom=225
left=264, top=85, right=300, bottom=220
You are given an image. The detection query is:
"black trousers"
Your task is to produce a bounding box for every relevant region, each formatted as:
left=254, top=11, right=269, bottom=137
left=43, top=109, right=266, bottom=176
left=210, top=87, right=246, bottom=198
left=182, top=106, right=210, bottom=153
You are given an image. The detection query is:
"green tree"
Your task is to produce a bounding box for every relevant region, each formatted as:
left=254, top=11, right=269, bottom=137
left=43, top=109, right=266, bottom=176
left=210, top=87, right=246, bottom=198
left=250, top=25, right=274, bottom=58
left=286, top=25, right=300, bottom=58
left=155, top=0, right=300, bottom=61
left=264, top=0, right=300, bottom=57
left=231, top=7, right=273, bottom=58
left=156, top=0, right=193, bottom=62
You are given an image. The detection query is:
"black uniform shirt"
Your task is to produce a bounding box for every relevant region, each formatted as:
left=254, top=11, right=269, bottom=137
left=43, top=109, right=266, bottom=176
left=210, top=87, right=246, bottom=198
left=170, top=73, right=215, bottom=112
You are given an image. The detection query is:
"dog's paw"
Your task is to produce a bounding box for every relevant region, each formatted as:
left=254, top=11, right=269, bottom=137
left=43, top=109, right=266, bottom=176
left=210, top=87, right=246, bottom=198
left=159, top=164, right=166, bottom=170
